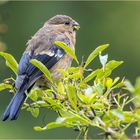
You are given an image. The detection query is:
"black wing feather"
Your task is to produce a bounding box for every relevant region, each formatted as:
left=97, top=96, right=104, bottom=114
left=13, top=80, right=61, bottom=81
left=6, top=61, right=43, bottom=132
left=15, top=46, right=65, bottom=91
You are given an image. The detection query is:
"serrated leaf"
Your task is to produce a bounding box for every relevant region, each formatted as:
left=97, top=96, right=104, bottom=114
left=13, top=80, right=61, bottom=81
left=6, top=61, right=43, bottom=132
left=0, top=83, right=12, bottom=92
left=0, top=52, right=18, bottom=75
left=54, top=41, right=79, bottom=64
left=30, top=59, right=53, bottom=83
left=84, top=44, right=109, bottom=68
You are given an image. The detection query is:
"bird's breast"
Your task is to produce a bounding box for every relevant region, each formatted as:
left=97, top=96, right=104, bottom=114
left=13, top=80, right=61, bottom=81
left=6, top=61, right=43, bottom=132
left=50, top=54, right=72, bottom=80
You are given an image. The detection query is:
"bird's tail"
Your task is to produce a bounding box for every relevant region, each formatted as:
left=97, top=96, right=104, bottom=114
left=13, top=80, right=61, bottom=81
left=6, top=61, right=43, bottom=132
left=2, top=90, right=26, bottom=121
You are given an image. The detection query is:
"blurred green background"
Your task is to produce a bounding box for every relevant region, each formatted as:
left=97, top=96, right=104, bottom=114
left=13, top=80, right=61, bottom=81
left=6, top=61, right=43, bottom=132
left=0, top=1, right=140, bottom=139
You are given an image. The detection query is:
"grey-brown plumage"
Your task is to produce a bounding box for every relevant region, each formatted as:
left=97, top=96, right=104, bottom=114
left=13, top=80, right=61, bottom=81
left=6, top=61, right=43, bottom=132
left=2, top=15, right=80, bottom=121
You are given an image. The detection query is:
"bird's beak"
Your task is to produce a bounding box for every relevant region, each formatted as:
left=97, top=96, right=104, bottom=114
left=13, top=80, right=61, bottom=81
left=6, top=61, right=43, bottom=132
left=72, top=22, right=80, bottom=31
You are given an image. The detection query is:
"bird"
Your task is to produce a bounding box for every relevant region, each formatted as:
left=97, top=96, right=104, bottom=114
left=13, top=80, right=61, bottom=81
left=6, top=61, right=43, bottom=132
left=2, top=15, right=80, bottom=121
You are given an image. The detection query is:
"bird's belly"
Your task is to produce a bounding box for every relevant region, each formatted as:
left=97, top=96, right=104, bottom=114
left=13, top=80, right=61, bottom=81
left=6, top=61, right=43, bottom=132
left=36, top=55, right=72, bottom=87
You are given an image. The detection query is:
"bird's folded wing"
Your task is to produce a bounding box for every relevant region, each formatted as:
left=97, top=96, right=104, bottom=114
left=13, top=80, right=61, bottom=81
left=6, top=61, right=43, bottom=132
left=15, top=45, right=65, bottom=91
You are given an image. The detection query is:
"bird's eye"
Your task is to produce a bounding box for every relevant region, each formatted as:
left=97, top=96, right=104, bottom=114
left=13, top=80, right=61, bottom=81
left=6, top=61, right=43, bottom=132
left=65, top=22, right=70, bottom=25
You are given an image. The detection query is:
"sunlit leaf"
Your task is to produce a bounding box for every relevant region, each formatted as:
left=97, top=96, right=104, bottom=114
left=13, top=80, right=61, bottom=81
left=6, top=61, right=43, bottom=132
left=28, top=89, right=38, bottom=101
left=135, top=77, right=140, bottom=93
left=66, top=85, right=77, bottom=110
left=0, top=83, right=12, bottom=92
left=84, top=69, right=100, bottom=83
left=124, top=80, right=135, bottom=93
left=112, top=77, right=120, bottom=86
left=96, top=60, right=123, bottom=80
left=106, top=78, right=113, bottom=89
left=91, top=102, right=105, bottom=110
left=111, top=109, right=125, bottom=121
left=123, top=111, right=135, bottom=123
left=34, top=122, right=71, bottom=131
left=0, top=52, right=18, bottom=75
left=68, top=67, right=80, bottom=73
left=30, top=59, right=53, bottom=83
left=28, top=107, right=39, bottom=118
left=54, top=41, right=79, bottom=64
left=106, top=60, right=123, bottom=71
left=43, top=97, right=62, bottom=110
left=94, top=83, right=105, bottom=96
left=57, top=69, right=68, bottom=76
left=84, top=44, right=109, bottom=68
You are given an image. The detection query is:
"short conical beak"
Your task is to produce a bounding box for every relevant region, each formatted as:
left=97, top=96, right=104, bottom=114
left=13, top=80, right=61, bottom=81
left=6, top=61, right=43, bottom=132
left=73, top=22, right=80, bottom=31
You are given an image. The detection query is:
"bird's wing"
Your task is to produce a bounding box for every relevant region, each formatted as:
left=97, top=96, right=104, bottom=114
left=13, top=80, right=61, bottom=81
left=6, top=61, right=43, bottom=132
left=15, top=31, right=70, bottom=92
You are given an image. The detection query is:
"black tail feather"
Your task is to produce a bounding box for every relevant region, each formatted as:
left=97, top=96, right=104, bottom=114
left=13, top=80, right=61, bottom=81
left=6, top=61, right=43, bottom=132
left=2, top=91, right=26, bottom=121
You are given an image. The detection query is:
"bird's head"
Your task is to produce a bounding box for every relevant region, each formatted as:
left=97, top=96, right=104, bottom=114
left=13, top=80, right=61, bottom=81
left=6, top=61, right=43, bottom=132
left=45, top=15, right=80, bottom=32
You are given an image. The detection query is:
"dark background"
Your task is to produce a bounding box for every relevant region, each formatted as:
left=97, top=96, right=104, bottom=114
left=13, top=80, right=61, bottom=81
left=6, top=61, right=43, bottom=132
left=0, top=1, right=139, bottom=139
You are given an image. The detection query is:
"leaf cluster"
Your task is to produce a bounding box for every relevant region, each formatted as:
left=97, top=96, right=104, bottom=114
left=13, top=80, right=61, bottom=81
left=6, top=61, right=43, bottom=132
left=0, top=42, right=140, bottom=139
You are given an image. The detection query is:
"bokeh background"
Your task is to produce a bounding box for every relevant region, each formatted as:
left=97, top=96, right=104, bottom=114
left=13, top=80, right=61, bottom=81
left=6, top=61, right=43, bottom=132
left=0, top=1, right=140, bottom=139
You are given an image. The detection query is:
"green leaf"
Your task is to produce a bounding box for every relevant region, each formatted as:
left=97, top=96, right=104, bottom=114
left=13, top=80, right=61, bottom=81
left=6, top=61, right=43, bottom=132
left=77, top=93, right=90, bottom=103
left=84, top=44, right=109, bottom=68
left=94, top=83, right=105, bottom=95
left=135, top=77, right=140, bottom=93
left=84, top=69, right=100, bottom=83
left=124, top=80, right=135, bottom=93
left=96, top=60, right=123, bottom=80
left=66, top=85, right=77, bottom=110
left=30, top=59, right=53, bottom=83
left=34, top=122, right=71, bottom=131
left=123, top=111, right=134, bottom=123
left=0, top=83, right=12, bottom=92
left=112, top=77, right=120, bottom=86
left=28, top=107, right=39, bottom=118
left=28, top=89, right=38, bottom=101
left=106, top=78, right=113, bottom=89
left=43, top=97, right=62, bottom=110
left=54, top=41, right=79, bottom=64
left=111, top=109, right=125, bottom=121
left=68, top=67, right=80, bottom=73
left=91, top=102, right=105, bottom=109
left=105, top=60, right=123, bottom=71
left=0, top=52, right=18, bottom=75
